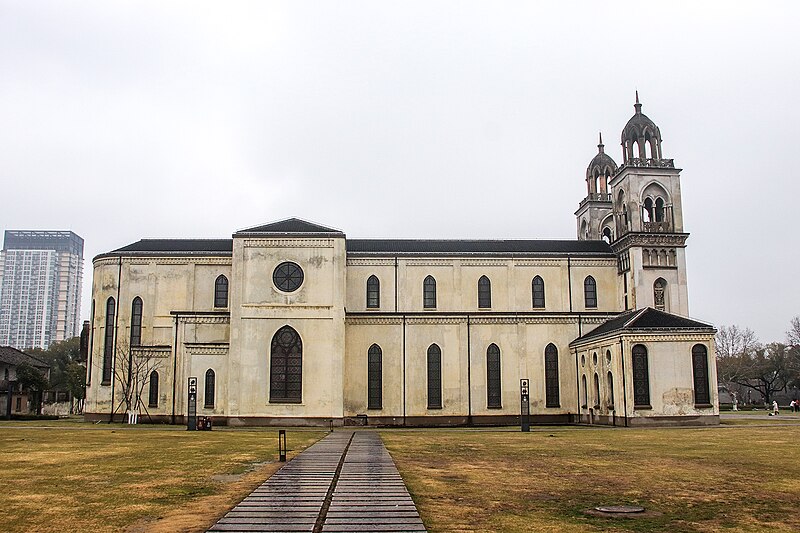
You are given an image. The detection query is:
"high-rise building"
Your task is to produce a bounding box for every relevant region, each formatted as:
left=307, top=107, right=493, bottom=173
left=0, top=231, right=84, bottom=349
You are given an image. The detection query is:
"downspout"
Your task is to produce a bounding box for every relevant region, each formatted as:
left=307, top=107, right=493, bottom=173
left=108, top=255, right=122, bottom=422
left=466, top=314, right=472, bottom=426
left=567, top=255, right=573, bottom=312
left=402, top=314, right=406, bottom=426
left=620, top=338, right=628, bottom=427
left=394, top=257, right=398, bottom=312
left=171, top=314, right=179, bottom=424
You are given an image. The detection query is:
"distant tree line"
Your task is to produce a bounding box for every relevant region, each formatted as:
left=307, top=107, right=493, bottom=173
left=20, top=337, right=86, bottom=414
left=716, top=317, right=800, bottom=406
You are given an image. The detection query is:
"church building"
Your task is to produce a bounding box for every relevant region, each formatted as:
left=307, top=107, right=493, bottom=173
left=84, top=97, right=718, bottom=427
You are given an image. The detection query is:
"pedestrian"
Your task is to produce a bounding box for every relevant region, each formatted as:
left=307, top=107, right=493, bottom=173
left=790, top=400, right=796, bottom=413
left=772, top=400, right=779, bottom=416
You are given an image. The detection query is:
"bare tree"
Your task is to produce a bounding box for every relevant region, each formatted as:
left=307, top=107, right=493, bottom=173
left=718, top=341, right=790, bottom=406
left=112, top=339, right=165, bottom=422
left=715, top=325, right=761, bottom=404
left=786, top=316, right=800, bottom=389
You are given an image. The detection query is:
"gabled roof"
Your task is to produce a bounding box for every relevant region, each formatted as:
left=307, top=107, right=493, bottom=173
left=111, top=239, right=233, bottom=254
left=347, top=239, right=613, bottom=256
left=571, top=307, right=715, bottom=346
left=0, top=346, right=50, bottom=369
left=236, top=218, right=344, bottom=235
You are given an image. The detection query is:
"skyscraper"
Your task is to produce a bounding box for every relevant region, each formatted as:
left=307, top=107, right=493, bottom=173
left=0, top=231, right=84, bottom=349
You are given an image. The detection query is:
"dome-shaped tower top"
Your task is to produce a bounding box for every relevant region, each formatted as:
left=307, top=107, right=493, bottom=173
left=621, top=91, right=663, bottom=164
left=585, top=132, right=618, bottom=196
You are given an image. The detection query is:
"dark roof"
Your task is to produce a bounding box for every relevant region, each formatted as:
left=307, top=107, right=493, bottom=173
left=236, top=218, right=344, bottom=235
left=110, top=239, right=233, bottom=254
left=0, top=346, right=50, bottom=369
left=347, top=239, right=613, bottom=256
left=572, top=307, right=715, bottom=345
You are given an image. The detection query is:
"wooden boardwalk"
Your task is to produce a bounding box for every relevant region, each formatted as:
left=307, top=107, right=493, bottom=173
left=208, top=431, right=426, bottom=533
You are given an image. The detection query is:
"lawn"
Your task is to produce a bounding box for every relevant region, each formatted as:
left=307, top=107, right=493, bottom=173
left=0, top=421, right=325, bottom=533
left=381, top=424, right=800, bottom=532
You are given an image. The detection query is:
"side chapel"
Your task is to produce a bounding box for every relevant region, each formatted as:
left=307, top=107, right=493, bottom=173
left=84, top=96, right=718, bottom=426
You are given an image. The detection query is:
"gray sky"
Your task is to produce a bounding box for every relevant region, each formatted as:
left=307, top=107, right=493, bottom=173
left=2, top=1, right=798, bottom=343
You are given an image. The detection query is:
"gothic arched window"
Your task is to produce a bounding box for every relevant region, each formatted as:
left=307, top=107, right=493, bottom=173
left=427, top=344, right=442, bottom=409
left=366, top=275, right=380, bottom=309
left=423, top=276, right=437, bottom=309
left=532, top=276, right=545, bottom=309
left=148, top=370, right=159, bottom=407
left=581, top=374, right=588, bottom=408
left=486, top=344, right=501, bottom=408
left=654, top=278, right=666, bottom=311
left=214, top=275, right=229, bottom=308
left=102, top=297, right=116, bottom=384
left=270, top=326, right=303, bottom=403
left=632, top=344, right=650, bottom=407
left=692, top=344, right=711, bottom=405
left=643, top=198, right=654, bottom=222
left=478, top=276, right=491, bottom=309
left=607, top=371, right=614, bottom=409
left=655, top=197, right=665, bottom=222
left=584, top=276, right=597, bottom=309
left=130, top=297, right=143, bottom=346
left=545, top=343, right=560, bottom=408
left=204, top=369, right=215, bottom=408
left=593, top=373, right=600, bottom=408
left=602, top=227, right=612, bottom=243
left=368, top=344, right=382, bottom=409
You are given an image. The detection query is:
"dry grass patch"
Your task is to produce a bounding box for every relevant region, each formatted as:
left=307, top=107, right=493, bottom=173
left=381, top=425, right=800, bottom=532
left=0, top=423, right=325, bottom=532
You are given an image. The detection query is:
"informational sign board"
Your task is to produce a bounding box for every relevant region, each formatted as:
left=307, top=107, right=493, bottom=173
left=520, top=378, right=530, bottom=432
left=187, top=377, right=198, bottom=431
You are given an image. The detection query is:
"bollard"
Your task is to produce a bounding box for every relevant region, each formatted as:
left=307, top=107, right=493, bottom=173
left=278, top=429, right=287, bottom=462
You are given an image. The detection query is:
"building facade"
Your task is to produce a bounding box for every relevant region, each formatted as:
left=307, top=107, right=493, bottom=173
left=0, top=231, right=84, bottom=350
left=84, top=98, right=718, bottom=427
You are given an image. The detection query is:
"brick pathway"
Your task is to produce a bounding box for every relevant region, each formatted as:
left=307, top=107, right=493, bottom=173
left=208, top=431, right=426, bottom=533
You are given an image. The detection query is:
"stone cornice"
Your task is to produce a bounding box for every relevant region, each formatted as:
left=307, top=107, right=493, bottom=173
left=611, top=232, right=689, bottom=252
left=242, top=238, right=335, bottom=249
left=131, top=346, right=172, bottom=358
left=184, top=343, right=229, bottom=356
left=346, top=258, right=397, bottom=267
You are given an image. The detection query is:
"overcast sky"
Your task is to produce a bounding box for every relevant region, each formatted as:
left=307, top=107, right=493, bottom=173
left=1, top=1, right=798, bottom=343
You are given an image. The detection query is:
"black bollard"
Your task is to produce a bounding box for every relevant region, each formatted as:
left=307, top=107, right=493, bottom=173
left=278, top=429, right=287, bottom=462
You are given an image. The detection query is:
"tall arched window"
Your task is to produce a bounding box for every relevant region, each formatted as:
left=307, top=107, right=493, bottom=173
left=581, top=374, right=588, bottom=408
left=368, top=344, right=382, bottom=409
left=214, top=275, right=229, bottom=308
left=486, top=344, right=501, bottom=408
left=607, top=371, right=614, bottom=409
left=102, top=297, right=116, bottom=384
left=593, top=373, right=600, bottom=408
left=632, top=344, right=650, bottom=407
left=204, top=369, right=215, bottom=408
left=654, top=278, right=666, bottom=311
left=478, top=276, right=491, bottom=309
left=532, top=276, right=545, bottom=309
left=692, top=344, right=710, bottom=405
left=643, top=197, right=654, bottom=222
left=427, top=344, right=442, bottom=409
left=130, top=297, right=143, bottom=346
left=423, top=276, right=437, bottom=309
left=544, top=343, right=560, bottom=407
left=584, top=276, right=597, bottom=308
left=270, top=326, right=302, bottom=403
left=148, top=370, right=159, bottom=408
left=655, top=197, right=665, bottom=222
left=366, top=275, right=380, bottom=309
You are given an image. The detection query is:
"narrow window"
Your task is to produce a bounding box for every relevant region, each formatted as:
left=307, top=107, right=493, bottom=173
left=655, top=197, right=665, bottom=222
left=148, top=370, right=159, bottom=408
left=427, top=344, right=442, bottom=409
left=654, top=278, right=666, bottom=311
left=204, top=369, right=215, bottom=408
left=368, top=344, right=382, bottom=409
left=584, top=276, right=597, bottom=308
left=632, top=344, right=650, bottom=407
left=607, top=371, right=614, bottom=408
left=544, top=343, right=560, bottom=407
left=366, top=275, right=380, bottom=309
left=102, top=297, right=115, bottom=384
left=644, top=198, right=654, bottom=222
left=130, top=297, right=143, bottom=346
left=214, top=275, right=228, bottom=308
left=486, top=344, right=501, bottom=408
left=593, top=373, right=600, bottom=408
left=270, top=326, right=303, bottom=403
left=581, top=374, right=588, bottom=408
left=423, top=276, right=437, bottom=309
left=478, top=275, right=491, bottom=309
left=532, top=276, right=545, bottom=309
left=692, top=344, right=710, bottom=405
left=602, top=227, right=612, bottom=243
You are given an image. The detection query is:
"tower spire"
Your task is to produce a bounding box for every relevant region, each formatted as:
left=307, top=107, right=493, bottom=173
left=598, top=132, right=604, bottom=153
left=634, top=90, right=642, bottom=114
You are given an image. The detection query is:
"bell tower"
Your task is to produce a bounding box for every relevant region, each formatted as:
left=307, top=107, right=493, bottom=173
left=609, top=93, right=690, bottom=315
left=575, top=133, right=617, bottom=242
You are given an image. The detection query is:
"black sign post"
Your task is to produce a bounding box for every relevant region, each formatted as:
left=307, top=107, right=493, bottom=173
left=520, top=378, right=530, bottom=432
left=187, top=377, right=197, bottom=431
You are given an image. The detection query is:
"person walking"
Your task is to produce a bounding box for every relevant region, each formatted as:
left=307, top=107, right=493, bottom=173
left=772, top=400, right=779, bottom=416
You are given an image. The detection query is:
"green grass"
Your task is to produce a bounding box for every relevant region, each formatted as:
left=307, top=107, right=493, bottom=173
left=0, top=421, right=325, bottom=533
left=381, top=424, right=800, bottom=532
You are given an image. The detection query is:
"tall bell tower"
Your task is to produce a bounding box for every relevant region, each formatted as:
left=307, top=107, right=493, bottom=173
left=608, top=93, right=690, bottom=315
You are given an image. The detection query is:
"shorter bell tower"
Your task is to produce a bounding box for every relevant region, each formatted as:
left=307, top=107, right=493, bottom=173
left=575, top=133, right=617, bottom=242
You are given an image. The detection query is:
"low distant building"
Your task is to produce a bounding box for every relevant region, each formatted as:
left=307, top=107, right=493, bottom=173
left=1, top=345, right=50, bottom=415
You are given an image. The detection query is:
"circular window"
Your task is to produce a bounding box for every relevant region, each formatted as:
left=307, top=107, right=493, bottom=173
left=593, top=352, right=598, bottom=366
left=581, top=354, right=586, bottom=367
left=273, top=262, right=304, bottom=292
